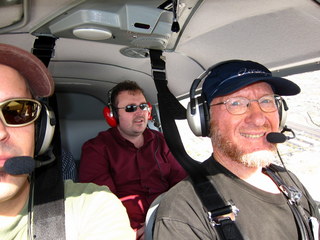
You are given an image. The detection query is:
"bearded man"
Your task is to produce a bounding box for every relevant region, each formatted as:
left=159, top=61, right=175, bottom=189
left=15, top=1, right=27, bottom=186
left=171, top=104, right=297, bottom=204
left=153, top=60, right=320, bottom=240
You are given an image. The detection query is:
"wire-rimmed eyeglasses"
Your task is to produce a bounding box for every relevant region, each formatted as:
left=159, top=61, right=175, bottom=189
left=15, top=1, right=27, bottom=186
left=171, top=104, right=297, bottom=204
left=210, top=94, right=281, bottom=115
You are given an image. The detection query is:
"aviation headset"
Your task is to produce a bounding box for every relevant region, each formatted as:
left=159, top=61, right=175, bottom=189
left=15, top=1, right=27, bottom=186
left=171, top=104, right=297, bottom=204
left=186, top=66, right=288, bottom=137
left=35, top=102, right=56, bottom=157
left=103, top=88, right=153, bottom=127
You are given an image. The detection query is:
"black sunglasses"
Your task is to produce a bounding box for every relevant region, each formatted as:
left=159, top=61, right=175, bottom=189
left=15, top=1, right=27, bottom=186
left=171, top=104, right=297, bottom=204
left=0, top=98, right=42, bottom=127
left=116, top=103, right=149, bottom=113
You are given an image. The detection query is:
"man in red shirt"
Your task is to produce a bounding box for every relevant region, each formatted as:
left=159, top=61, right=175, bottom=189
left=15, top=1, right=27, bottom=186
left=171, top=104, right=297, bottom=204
left=79, top=80, right=187, bottom=236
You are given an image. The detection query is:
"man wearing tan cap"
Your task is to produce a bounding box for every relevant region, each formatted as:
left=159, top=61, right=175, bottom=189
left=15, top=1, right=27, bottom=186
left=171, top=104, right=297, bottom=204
left=0, top=43, right=135, bottom=239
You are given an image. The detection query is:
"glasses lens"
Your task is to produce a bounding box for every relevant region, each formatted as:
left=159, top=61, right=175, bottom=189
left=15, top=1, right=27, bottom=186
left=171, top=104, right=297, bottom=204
left=139, top=103, right=148, bottom=111
left=125, top=105, right=138, bottom=112
left=2, top=100, right=40, bottom=125
left=124, top=103, right=148, bottom=112
left=259, top=95, right=278, bottom=113
left=226, top=97, right=248, bottom=115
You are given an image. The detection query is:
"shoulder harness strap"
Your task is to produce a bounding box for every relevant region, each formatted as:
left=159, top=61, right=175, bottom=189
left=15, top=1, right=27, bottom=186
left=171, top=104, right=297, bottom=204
left=30, top=38, right=66, bottom=240
left=263, top=166, right=315, bottom=240
left=149, top=49, right=243, bottom=240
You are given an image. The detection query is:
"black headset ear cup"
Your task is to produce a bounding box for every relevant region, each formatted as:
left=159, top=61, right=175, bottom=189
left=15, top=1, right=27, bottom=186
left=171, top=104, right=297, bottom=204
left=35, top=104, right=56, bottom=156
left=187, top=96, right=210, bottom=137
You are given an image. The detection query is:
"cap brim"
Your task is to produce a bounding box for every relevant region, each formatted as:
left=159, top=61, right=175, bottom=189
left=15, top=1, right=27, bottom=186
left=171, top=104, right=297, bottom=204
left=214, top=75, right=301, bottom=98
left=0, top=43, right=54, bottom=97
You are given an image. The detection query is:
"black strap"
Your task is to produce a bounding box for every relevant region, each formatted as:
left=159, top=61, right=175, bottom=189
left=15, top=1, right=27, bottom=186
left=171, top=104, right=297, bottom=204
left=31, top=39, right=66, bottom=240
left=263, top=166, right=314, bottom=240
left=31, top=95, right=66, bottom=240
left=33, top=176, right=65, bottom=240
left=32, top=36, right=57, bottom=68
left=149, top=49, right=243, bottom=240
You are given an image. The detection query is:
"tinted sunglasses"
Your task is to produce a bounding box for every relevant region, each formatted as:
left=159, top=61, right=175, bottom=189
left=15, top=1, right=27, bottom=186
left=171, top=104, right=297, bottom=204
left=116, top=103, right=149, bottom=113
left=0, top=98, right=42, bottom=127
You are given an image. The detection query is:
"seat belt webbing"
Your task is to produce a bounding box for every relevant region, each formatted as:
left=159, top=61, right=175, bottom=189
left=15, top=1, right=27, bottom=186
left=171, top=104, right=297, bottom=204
left=32, top=36, right=57, bottom=68
left=149, top=49, right=243, bottom=239
left=31, top=38, right=66, bottom=240
left=264, top=166, right=314, bottom=240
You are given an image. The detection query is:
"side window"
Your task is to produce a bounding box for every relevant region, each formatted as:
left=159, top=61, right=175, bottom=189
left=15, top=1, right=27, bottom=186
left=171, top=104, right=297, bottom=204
left=278, top=70, right=320, bottom=202
left=176, top=98, right=212, bottom=162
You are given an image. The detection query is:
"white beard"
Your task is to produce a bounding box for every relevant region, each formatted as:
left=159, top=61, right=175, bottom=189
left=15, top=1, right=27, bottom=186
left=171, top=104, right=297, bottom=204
left=240, top=150, right=278, bottom=168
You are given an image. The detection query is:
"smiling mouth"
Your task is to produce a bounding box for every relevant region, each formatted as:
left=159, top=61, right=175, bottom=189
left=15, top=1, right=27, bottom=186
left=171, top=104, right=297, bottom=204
left=240, top=132, right=265, bottom=139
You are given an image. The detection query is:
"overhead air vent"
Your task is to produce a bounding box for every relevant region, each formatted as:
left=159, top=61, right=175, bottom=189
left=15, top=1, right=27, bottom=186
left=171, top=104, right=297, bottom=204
left=134, top=22, right=151, bottom=30
left=120, top=47, right=149, bottom=58
left=131, top=36, right=168, bottom=50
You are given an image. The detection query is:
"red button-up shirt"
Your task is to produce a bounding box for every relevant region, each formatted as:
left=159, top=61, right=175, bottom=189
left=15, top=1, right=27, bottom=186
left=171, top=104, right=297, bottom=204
left=79, top=127, right=187, bottom=229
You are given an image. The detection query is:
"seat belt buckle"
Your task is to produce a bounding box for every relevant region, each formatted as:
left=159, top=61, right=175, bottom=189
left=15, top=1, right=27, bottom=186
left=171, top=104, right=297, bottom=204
left=208, top=203, right=239, bottom=226
left=279, top=185, right=302, bottom=203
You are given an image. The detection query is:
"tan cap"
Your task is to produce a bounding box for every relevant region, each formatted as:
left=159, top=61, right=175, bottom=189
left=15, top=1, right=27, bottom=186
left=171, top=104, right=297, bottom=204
left=0, top=43, right=54, bottom=97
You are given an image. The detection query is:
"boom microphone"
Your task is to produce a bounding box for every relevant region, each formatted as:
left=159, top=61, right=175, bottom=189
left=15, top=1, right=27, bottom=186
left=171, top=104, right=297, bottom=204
left=3, top=153, right=56, bottom=175
left=266, top=132, right=287, bottom=143
left=3, top=156, right=35, bottom=175
left=266, top=126, right=296, bottom=144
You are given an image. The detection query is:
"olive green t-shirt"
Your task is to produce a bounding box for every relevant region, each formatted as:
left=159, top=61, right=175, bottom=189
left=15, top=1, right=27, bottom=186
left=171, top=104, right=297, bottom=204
left=1, top=180, right=135, bottom=240
left=154, top=158, right=319, bottom=239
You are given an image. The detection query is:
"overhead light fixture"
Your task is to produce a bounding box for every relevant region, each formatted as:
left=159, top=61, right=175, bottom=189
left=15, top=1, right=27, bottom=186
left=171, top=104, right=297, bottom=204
left=73, top=27, right=112, bottom=41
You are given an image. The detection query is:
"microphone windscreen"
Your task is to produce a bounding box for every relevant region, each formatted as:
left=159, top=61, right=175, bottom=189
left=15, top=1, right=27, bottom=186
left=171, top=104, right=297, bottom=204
left=3, top=156, right=36, bottom=175
left=266, top=132, right=287, bottom=143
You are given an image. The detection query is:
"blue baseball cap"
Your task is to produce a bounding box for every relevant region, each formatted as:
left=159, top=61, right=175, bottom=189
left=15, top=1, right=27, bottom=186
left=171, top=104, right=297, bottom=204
left=202, top=60, right=300, bottom=104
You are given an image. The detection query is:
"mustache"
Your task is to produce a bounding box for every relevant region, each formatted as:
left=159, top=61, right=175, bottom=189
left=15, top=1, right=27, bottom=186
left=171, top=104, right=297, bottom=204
left=133, top=116, right=146, bottom=121
left=239, top=123, right=271, bottom=132
left=0, top=143, right=22, bottom=156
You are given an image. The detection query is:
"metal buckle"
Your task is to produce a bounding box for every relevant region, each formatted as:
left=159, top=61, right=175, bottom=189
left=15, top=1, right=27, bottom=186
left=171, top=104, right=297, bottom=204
left=279, top=185, right=302, bottom=203
left=208, top=204, right=239, bottom=226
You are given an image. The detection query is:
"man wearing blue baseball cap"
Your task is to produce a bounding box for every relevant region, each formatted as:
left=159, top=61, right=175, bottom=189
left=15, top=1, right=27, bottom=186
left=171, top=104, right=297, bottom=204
left=153, top=60, right=319, bottom=239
